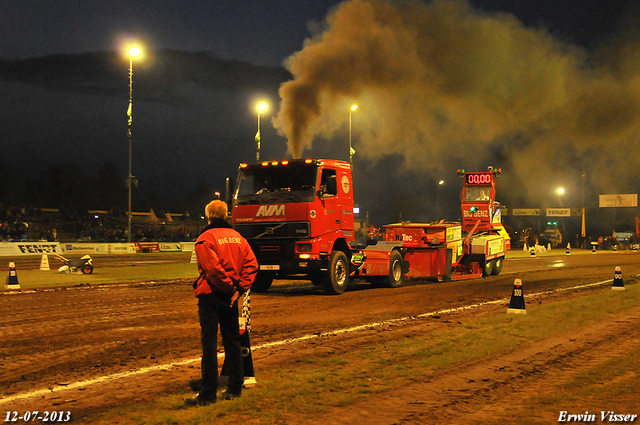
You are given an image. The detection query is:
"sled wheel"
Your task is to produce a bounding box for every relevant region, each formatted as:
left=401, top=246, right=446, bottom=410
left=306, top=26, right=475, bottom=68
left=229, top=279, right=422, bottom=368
left=82, top=265, right=94, bottom=274
left=252, top=272, right=274, bottom=293
left=322, top=251, right=349, bottom=295
left=482, top=259, right=494, bottom=277
left=491, top=257, right=503, bottom=275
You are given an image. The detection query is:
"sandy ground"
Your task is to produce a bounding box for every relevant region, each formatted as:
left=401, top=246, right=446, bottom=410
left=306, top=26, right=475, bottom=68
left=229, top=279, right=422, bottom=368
left=1, top=251, right=639, bottom=423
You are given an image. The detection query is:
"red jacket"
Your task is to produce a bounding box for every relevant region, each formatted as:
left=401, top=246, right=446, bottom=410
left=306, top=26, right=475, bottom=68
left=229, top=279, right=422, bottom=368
left=193, top=219, right=258, bottom=298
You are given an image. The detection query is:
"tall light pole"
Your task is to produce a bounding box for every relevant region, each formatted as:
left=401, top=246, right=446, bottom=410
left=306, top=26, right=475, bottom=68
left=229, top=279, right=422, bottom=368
left=436, top=180, right=445, bottom=219
left=581, top=173, right=586, bottom=239
left=349, top=104, right=358, bottom=165
left=127, top=46, right=141, bottom=242
left=256, top=102, right=268, bottom=161
left=555, top=186, right=566, bottom=240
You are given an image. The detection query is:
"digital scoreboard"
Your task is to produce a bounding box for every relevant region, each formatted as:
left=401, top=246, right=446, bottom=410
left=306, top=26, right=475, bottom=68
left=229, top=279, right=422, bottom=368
left=465, top=172, right=493, bottom=185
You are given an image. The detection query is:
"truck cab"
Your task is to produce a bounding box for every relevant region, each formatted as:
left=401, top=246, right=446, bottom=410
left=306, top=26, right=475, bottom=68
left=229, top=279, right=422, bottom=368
left=231, top=159, right=355, bottom=293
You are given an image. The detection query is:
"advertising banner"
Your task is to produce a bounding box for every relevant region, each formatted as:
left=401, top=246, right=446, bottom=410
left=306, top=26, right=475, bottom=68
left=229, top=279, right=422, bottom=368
left=511, top=209, right=540, bottom=216
left=0, top=242, right=62, bottom=256
left=62, top=243, right=106, bottom=254
left=599, top=194, right=638, bottom=207
left=159, top=243, right=182, bottom=252
left=546, top=208, right=571, bottom=217
left=135, top=242, right=161, bottom=253
left=108, top=243, right=137, bottom=254
left=181, top=242, right=196, bottom=252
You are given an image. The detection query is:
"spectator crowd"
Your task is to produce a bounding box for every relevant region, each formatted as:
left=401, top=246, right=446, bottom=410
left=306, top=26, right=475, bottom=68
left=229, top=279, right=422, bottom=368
left=0, top=203, right=203, bottom=243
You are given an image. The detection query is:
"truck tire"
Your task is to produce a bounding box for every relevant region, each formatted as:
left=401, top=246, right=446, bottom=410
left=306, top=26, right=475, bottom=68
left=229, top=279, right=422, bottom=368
left=252, top=272, right=274, bottom=293
left=491, top=257, right=503, bottom=275
left=321, top=251, right=349, bottom=295
left=385, top=250, right=405, bottom=288
left=482, top=259, right=494, bottom=277
left=370, top=250, right=405, bottom=288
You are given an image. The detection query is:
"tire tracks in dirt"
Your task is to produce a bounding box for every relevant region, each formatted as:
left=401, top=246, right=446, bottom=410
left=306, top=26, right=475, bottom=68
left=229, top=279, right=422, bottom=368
left=314, top=305, right=640, bottom=425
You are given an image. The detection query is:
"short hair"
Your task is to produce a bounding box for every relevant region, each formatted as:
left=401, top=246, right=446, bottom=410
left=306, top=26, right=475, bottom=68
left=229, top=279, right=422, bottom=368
left=205, top=200, right=228, bottom=221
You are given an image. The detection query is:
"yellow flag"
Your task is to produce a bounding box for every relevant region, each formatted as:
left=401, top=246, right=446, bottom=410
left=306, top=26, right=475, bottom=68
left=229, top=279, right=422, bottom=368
left=255, top=129, right=260, bottom=143
left=127, top=102, right=132, bottom=126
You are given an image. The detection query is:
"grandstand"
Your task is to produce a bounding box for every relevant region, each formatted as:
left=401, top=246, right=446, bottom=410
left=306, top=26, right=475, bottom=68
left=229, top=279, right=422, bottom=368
left=0, top=206, right=204, bottom=242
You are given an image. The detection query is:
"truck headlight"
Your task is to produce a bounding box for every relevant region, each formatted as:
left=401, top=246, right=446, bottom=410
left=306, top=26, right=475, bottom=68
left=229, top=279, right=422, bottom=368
left=297, top=243, right=312, bottom=253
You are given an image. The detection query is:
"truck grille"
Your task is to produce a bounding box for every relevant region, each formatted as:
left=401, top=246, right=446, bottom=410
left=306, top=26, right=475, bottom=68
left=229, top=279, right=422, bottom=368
left=234, top=222, right=310, bottom=239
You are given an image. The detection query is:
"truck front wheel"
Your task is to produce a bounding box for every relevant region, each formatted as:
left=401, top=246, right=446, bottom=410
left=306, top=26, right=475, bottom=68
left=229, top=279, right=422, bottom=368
left=321, top=251, right=349, bottom=295
left=252, top=272, right=274, bottom=293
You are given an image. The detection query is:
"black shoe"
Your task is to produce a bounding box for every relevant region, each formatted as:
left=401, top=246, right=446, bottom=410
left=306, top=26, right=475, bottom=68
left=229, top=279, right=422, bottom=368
left=184, top=394, right=216, bottom=406
left=221, top=390, right=241, bottom=400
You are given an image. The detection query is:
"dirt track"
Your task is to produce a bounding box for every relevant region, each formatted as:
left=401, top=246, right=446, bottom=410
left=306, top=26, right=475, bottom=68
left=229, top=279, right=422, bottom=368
left=1, top=251, right=639, bottom=423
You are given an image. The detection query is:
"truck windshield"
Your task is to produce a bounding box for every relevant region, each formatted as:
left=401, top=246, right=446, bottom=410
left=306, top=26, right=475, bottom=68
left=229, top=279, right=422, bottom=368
left=464, top=186, right=491, bottom=202
left=235, top=162, right=318, bottom=205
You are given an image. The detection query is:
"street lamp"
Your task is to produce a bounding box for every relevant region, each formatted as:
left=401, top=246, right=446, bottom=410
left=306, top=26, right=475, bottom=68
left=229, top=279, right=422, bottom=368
left=436, top=180, right=445, bottom=219
left=256, top=102, right=268, bottom=161
left=581, top=174, right=586, bottom=239
left=555, top=187, right=567, bottom=246
left=127, top=46, right=141, bottom=242
left=349, top=104, right=358, bottom=165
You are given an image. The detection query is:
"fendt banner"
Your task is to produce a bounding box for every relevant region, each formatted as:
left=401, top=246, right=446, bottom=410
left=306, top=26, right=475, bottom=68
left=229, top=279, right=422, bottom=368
left=546, top=208, right=571, bottom=217
left=0, top=242, right=62, bottom=256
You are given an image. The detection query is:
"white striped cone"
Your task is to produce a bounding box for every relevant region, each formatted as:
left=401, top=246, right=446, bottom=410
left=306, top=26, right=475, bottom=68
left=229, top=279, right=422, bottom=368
left=40, top=254, right=50, bottom=271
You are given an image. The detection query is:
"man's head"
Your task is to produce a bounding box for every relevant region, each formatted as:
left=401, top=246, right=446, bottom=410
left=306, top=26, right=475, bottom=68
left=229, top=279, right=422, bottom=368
left=205, top=200, right=228, bottom=222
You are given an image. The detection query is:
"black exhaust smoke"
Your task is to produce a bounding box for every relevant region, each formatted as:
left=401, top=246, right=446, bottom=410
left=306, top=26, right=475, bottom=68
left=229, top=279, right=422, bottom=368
left=273, top=0, right=640, bottom=204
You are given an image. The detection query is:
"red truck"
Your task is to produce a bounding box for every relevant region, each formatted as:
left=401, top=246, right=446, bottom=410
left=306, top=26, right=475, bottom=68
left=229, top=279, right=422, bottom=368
left=230, top=160, right=509, bottom=294
left=230, top=159, right=404, bottom=294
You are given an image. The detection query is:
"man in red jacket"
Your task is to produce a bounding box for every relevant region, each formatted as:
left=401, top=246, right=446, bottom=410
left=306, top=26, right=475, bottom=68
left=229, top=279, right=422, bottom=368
left=185, top=200, right=258, bottom=406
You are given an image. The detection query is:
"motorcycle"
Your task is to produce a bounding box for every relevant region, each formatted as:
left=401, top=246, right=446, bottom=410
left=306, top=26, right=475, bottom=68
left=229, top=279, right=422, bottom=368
left=56, top=254, right=94, bottom=274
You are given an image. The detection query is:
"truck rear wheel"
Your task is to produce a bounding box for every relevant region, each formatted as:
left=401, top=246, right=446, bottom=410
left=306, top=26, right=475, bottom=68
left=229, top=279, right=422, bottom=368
left=252, top=272, right=274, bottom=293
left=321, top=251, right=349, bottom=295
left=491, top=257, right=503, bottom=275
left=385, top=250, right=405, bottom=288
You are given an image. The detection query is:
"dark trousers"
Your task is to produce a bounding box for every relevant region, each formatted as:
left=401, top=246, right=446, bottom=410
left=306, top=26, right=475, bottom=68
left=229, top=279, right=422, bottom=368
left=198, top=293, right=244, bottom=397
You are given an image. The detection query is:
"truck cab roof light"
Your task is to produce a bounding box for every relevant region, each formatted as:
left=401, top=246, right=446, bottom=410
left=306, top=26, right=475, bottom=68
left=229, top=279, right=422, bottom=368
left=305, top=159, right=314, bottom=164
left=240, top=163, right=248, bottom=168
left=271, top=161, right=279, bottom=166
left=282, top=160, right=289, bottom=165
left=261, top=161, right=269, bottom=166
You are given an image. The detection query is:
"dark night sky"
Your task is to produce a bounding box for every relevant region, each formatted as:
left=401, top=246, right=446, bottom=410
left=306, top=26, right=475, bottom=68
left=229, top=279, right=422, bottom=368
left=1, top=0, right=638, bottom=234
left=1, top=0, right=631, bottom=65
